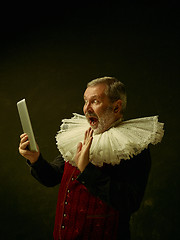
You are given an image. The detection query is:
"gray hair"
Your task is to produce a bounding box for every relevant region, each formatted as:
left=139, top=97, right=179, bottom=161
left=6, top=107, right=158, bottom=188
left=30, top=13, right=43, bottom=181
left=87, top=76, right=127, bottom=114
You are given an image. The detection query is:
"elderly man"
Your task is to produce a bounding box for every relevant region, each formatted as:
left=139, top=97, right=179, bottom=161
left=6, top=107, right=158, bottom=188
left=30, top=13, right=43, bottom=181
left=19, top=77, right=164, bottom=240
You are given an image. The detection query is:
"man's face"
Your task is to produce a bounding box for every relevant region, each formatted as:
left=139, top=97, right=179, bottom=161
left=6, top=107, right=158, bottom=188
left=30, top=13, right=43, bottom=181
left=83, top=83, right=116, bottom=134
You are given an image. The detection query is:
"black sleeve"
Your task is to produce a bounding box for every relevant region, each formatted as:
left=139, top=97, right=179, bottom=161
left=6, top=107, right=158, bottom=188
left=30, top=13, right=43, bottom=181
left=77, top=148, right=151, bottom=214
left=28, top=154, right=65, bottom=187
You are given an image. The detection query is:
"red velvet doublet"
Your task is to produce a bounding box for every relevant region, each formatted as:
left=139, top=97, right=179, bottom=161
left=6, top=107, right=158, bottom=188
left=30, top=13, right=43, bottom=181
left=53, top=162, right=119, bottom=240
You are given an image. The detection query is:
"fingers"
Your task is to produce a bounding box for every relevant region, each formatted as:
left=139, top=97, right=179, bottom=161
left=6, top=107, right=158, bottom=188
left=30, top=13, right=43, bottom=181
left=19, top=134, right=29, bottom=149
left=83, top=128, right=93, bottom=152
left=20, top=133, right=27, bottom=139
left=19, top=133, right=40, bottom=163
left=19, top=134, right=30, bottom=157
left=84, top=127, right=93, bottom=144
left=86, top=127, right=93, bottom=136
left=88, top=127, right=94, bottom=137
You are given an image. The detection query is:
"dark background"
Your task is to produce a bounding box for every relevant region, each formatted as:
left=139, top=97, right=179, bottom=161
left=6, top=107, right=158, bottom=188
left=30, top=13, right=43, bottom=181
left=0, top=2, right=179, bottom=239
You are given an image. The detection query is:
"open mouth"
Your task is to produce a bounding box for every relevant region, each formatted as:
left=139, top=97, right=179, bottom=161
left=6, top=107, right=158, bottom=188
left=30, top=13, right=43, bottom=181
left=89, top=116, right=98, bottom=127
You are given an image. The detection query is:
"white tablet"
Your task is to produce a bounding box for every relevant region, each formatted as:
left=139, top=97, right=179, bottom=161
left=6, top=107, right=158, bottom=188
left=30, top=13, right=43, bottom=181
left=17, top=99, right=38, bottom=152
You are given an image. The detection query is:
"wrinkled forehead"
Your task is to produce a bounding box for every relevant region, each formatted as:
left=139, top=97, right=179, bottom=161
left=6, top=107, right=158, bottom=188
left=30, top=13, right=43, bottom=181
left=84, top=83, right=108, bottom=99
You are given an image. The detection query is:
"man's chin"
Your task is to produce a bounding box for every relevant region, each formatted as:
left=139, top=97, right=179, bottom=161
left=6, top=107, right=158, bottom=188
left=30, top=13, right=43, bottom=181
left=88, top=123, right=101, bottom=134
left=92, top=121, right=113, bottom=135
left=93, top=125, right=106, bottom=135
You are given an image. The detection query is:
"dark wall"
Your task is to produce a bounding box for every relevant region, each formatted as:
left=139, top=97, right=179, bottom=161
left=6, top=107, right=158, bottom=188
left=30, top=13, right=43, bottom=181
left=0, top=3, right=179, bottom=240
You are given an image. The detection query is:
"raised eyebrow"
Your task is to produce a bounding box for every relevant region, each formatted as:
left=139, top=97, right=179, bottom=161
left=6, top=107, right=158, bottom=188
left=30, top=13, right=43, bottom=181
left=84, top=95, right=101, bottom=100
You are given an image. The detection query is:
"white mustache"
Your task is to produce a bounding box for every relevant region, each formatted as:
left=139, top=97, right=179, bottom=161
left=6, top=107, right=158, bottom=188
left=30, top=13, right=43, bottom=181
left=85, top=113, right=98, bottom=119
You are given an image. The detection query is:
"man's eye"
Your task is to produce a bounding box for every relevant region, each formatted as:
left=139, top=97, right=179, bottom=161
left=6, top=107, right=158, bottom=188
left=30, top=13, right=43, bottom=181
left=93, top=99, right=98, bottom=104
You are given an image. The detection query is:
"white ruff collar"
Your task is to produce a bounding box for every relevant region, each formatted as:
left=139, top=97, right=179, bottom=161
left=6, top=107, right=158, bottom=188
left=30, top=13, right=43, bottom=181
left=56, top=113, right=164, bottom=167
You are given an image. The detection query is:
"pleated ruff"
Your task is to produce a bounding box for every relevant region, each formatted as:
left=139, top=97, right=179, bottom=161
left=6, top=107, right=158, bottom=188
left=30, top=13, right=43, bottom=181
left=56, top=113, right=164, bottom=167
left=53, top=162, right=119, bottom=240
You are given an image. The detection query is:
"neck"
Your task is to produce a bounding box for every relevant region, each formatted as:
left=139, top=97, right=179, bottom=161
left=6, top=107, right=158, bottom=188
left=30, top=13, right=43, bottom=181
left=110, top=117, right=123, bottom=128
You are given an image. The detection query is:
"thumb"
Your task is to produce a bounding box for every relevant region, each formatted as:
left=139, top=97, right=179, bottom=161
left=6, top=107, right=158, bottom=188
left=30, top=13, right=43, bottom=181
left=76, top=142, right=82, bottom=153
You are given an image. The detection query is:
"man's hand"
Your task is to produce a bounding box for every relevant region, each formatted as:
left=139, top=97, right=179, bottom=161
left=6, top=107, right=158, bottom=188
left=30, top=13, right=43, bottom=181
left=19, top=133, right=40, bottom=164
left=74, top=127, right=93, bottom=172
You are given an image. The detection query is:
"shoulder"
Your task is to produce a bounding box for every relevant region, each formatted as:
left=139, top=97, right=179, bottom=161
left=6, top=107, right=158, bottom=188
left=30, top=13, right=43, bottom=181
left=101, top=148, right=151, bottom=180
left=119, top=148, right=151, bottom=172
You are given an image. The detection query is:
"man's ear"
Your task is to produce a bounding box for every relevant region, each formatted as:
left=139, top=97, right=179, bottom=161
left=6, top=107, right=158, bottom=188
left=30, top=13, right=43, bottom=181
left=113, top=100, right=122, bottom=114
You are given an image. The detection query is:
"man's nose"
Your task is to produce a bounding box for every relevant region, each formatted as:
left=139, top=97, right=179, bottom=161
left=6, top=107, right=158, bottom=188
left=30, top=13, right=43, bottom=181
left=84, top=102, right=93, bottom=113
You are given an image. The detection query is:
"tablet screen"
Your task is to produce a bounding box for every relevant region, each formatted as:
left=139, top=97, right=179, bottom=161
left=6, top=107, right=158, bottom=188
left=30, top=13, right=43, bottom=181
left=17, top=99, right=38, bottom=152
